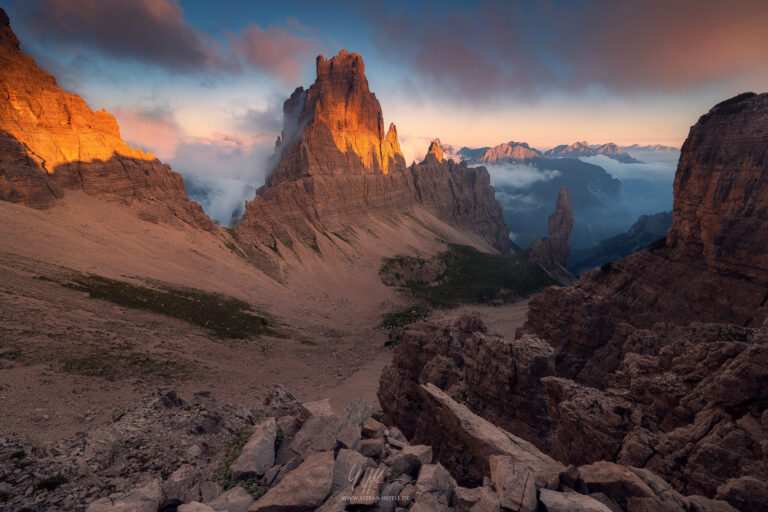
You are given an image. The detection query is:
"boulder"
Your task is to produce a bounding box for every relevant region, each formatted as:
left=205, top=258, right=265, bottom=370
left=578, top=462, right=656, bottom=509
left=414, top=383, right=564, bottom=486
left=164, top=464, right=201, bottom=501
left=454, top=485, right=500, bottom=512
left=230, top=418, right=277, bottom=480
left=208, top=486, right=254, bottom=512
left=315, top=488, right=352, bottom=512
left=300, top=399, right=334, bottom=420
left=715, top=476, right=768, bottom=512
left=349, top=465, right=385, bottom=505
left=359, top=438, right=384, bottom=458
left=411, top=463, right=454, bottom=512
left=539, top=489, right=614, bottom=512
left=332, top=448, right=374, bottom=494
left=179, top=503, right=215, bottom=512
left=687, top=495, right=740, bottom=512
left=363, top=417, right=386, bottom=438
left=386, top=445, right=433, bottom=479
left=85, top=479, right=163, bottom=512
left=489, top=455, right=537, bottom=512
left=248, top=451, right=334, bottom=511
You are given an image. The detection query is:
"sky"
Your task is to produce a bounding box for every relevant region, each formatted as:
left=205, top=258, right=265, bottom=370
left=4, top=0, right=768, bottom=219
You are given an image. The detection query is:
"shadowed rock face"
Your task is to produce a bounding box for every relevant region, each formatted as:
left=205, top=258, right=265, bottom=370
left=525, top=93, right=768, bottom=383
left=0, top=9, right=212, bottom=228
left=235, top=51, right=511, bottom=254
left=667, top=92, right=768, bottom=280
left=526, top=186, right=575, bottom=282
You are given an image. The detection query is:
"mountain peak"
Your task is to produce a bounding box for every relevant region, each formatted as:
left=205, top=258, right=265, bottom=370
left=424, top=139, right=444, bottom=163
left=0, top=7, right=20, bottom=51
left=268, top=50, right=405, bottom=183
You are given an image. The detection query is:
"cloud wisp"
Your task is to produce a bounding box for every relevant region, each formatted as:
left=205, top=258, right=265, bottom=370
left=17, top=0, right=321, bottom=82
left=365, top=0, right=768, bottom=99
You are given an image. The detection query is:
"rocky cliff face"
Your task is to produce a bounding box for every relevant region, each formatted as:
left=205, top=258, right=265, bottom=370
left=234, top=51, right=511, bottom=255
left=526, top=186, right=575, bottom=283
left=380, top=93, right=768, bottom=511
left=268, top=50, right=405, bottom=185
left=667, top=93, right=768, bottom=281
left=0, top=9, right=212, bottom=227
left=525, top=93, right=768, bottom=382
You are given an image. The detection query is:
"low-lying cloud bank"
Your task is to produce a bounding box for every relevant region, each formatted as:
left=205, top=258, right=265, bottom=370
left=579, top=151, right=679, bottom=181
left=486, top=164, right=560, bottom=190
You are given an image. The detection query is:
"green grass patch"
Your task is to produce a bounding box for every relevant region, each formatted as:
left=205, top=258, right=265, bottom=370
left=66, top=275, right=279, bottom=339
left=212, top=427, right=266, bottom=499
left=35, top=475, right=67, bottom=491
left=381, top=244, right=557, bottom=308
left=380, top=304, right=431, bottom=346
left=381, top=305, right=431, bottom=330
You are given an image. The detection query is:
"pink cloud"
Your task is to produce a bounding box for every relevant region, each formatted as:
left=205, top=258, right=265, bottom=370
left=229, top=24, right=318, bottom=83
left=111, top=106, right=183, bottom=160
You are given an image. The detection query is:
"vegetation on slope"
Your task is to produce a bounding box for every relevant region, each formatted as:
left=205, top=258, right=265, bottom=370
left=381, top=244, right=557, bottom=309
left=65, top=275, right=279, bottom=339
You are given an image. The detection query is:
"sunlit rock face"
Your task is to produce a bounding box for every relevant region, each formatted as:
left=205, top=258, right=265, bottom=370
left=235, top=51, right=511, bottom=254
left=0, top=8, right=212, bottom=227
left=269, top=50, right=406, bottom=185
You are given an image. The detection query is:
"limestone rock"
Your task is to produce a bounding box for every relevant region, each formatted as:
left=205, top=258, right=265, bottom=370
left=527, top=186, right=575, bottom=281
left=85, top=479, right=163, bottom=512
left=164, top=464, right=201, bottom=501
left=179, top=503, right=215, bottom=512
left=577, top=462, right=656, bottom=509
left=300, top=399, right=334, bottom=420
left=424, top=139, right=445, bottom=163
left=687, top=495, right=740, bottom=512
left=409, top=383, right=564, bottom=486
left=538, top=489, right=614, bottom=512
left=248, top=451, right=334, bottom=511
left=488, top=455, right=538, bottom=512
left=379, top=314, right=555, bottom=453
left=715, top=476, right=768, bottom=512
left=208, top=485, right=254, bottom=512
left=386, top=445, right=433, bottom=479
left=331, top=448, right=373, bottom=494
left=0, top=11, right=212, bottom=228
left=412, top=463, right=454, bottom=511
left=230, top=418, right=277, bottom=480
left=233, top=50, right=511, bottom=256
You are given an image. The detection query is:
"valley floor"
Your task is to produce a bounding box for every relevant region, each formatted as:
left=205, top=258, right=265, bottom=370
left=0, top=195, right=529, bottom=443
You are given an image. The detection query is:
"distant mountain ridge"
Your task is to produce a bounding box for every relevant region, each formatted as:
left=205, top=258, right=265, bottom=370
left=544, top=141, right=642, bottom=163
left=621, top=143, right=679, bottom=152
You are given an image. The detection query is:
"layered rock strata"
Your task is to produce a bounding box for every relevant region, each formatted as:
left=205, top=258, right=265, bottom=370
left=527, top=186, right=575, bottom=282
left=0, top=9, right=212, bottom=228
left=234, top=54, right=511, bottom=255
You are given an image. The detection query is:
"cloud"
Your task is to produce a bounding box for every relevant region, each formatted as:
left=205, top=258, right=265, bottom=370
left=17, top=0, right=321, bottom=81
left=229, top=23, right=317, bottom=82
left=485, top=164, right=561, bottom=189
left=364, top=0, right=768, bottom=98
left=112, top=105, right=183, bottom=160
left=19, top=0, right=222, bottom=71
left=579, top=154, right=678, bottom=182
left=169, top=134, right=276, bottom=225
left=232, top=103, right=284, bottom=136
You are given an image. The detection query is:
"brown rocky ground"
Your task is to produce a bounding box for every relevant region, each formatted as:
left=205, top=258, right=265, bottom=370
left=0, top=193, right=529, bottom=445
